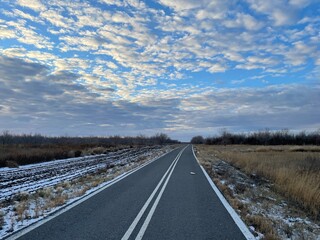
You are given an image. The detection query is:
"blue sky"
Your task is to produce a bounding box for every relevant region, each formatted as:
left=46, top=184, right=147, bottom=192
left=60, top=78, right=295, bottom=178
left=0, top=0, right=319, bottom=141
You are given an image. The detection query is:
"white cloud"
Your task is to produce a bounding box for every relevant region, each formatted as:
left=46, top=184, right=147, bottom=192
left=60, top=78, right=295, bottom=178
left=59, top=35, right=102, bottom=51
left=272, top=9, right=296, bottom=26
left=40, top=10, right=74, bottom=29
left=0, top=26, right=16, bottom=39
left=284, top=41, right=317, bottom=66
left=13, top=9, right=39, bottom=22
left=53, top=58, right=90, bottom=72
left=223, top=52, right=244, bottom=62
left=16, top=0, right=46, bottom=11
left=131, top=84, right=320, bottom=138
left=246, top=0, right=297, bottom=26
left=236, top=63, right=261, bottom=70
left=196, top=9, right=225, bottom=20
left=99, top=0, right=123, bottom=6
left=159, top=0, right=203, bottom=11
left=208, top=63, right=227, bottom=73
left=289, top=0, right=311, bottom=7
left=224, top=13, right=263, bottom=30
left=1, top=48, right=57, bottom=65
left=6, top=20, right=53, bottom=49
left=0, top=0, right=318, bottom=138
left=247, top=56, right=279, bottom=66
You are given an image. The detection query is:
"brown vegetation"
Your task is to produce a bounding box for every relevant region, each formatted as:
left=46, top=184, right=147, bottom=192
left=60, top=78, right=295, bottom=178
left=245, top=215, right=278, bottom=240
left=0, top=131, right=178, bottom=167
left=0, top=143, right=111, bottom=167
left=0, top=210, right=4, bottom=230
left=198, top=145, right=320, bottom=219
left=191, top=129, right=320, bottom=145
left=195, top=144, right=320, bottom=239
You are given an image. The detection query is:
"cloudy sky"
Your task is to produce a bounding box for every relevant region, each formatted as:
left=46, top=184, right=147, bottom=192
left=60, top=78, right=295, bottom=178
left=0, top=0, right=319, bottom=141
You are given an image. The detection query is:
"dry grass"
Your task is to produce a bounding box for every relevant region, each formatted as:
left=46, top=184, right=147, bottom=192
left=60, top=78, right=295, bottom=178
left=0, top=210, right=4, bottom=230
left=196, top=145, right=320, bottom=219
left=51, top=194, right=68, bottom=207
left=0, top=144, right=127, bottom=167
left=15, top=202, right=28, bottom=222
left=245, top=215, right=279, bottom=240
left=36, top=188, right=52, bottom=199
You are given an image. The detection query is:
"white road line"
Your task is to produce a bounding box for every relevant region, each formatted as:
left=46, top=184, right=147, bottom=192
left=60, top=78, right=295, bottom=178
left=191, top=145, right=255, bottom=240
left=135, top=147, right=184, bottom=240
left=121, top=145, right=188, bottom=240
left=6, top=148, right=178, bottom=240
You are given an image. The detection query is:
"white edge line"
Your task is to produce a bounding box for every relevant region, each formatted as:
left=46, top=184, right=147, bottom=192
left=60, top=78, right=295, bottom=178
left=5, top=147, right=180, bottom=240
left=191, top=145, right=256, bottom=240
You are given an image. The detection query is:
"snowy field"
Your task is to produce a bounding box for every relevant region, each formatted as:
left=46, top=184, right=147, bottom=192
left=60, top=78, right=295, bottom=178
left=0, top=145, right=175, bottom=239
left=0, top=146, right=164, bottom=201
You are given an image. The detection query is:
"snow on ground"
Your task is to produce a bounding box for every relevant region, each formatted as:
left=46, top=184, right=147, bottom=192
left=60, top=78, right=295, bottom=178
left=0, top=146, right=164, bottom=201
left=210, top=159, right=320, bottom=240
left=0, top=145, right=175, bottom=239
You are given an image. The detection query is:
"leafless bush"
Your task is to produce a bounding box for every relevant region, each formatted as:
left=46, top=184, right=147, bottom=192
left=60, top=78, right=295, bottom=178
left=0, top=131, right=179, bottom=167
left=15, top=201, right=28, bottom=222
left=245, top=215, right=279, bottom=239
left=0, top=210, right=4, bottom=230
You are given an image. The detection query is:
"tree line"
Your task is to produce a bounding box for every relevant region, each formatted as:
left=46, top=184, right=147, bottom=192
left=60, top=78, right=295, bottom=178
left=0, top=131, right=179, bottom=146
left=191, top=129, right=320, bottom=145
left=0, top=131, right=179, bottom=167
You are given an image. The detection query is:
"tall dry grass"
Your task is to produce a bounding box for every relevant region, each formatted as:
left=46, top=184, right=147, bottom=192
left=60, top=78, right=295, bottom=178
left=212, top=145, right=320, bottom=218
left=0, top=132, right=179, bottom=167
left=0, top=144, right=128, bottom=167
left=0, top=210, right=4, bottom=230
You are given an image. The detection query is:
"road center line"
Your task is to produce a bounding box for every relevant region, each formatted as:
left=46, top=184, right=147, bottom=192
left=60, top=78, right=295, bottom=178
left=121, top=146, right=187, bottom=240
left=135, top=146, right=184, bottom=240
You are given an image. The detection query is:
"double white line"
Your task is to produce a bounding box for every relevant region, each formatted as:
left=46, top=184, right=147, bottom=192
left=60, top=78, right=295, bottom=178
left=121, top=145, right=188, bottom=240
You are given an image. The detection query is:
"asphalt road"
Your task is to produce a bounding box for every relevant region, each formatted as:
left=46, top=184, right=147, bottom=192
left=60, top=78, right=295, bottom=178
left=13, top=145, right=250, bottom=240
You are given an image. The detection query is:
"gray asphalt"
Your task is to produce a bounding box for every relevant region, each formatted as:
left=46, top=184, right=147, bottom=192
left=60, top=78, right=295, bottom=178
left=14, top=145, right=247, bottom=240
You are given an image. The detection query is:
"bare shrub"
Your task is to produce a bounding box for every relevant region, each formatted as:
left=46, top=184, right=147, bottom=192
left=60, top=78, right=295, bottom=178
left=9, top=214, right=15, bottom=232
left=15, top=201, right=28, bottom=222
left=215, top=181, right=234, bottom=198
left=52, top=194, right=68, bottom=207
left=36, top=188, right=52, bottom=199
left=33, top=199, right=42, bottom=218
left=0, top=210, right=4, bottom=230
left=16, top=192, right=29, bottom=202
left=0, top=131, right=178, bottom=167
left=91, top=179, right=103, bottom=188
left=245, top=215, right=278, bottom=239
left=6, top=160, right=19, bottom=168
left=67, top=150, right=75, bottom=158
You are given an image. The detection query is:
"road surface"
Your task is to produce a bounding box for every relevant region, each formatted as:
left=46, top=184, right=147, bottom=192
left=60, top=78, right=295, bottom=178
left=11, top=145, right=252, bottom=240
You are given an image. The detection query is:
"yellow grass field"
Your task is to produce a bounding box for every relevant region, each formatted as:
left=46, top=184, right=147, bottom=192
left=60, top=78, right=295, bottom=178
left=196, top=145, right=320, bottom=218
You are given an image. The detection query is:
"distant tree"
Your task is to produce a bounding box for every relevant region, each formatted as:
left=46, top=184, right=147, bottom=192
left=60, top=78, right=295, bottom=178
left=1, top=130, right=12, bottom=145
left=0, top=132, right=178, bottom=146
left=203, top=129, right=320, bottom=146
left=152, top=133, right=170, bottom=145
left=220, top=129, right=232, bottom=145
left=190, top=136, right=205, bottom=144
